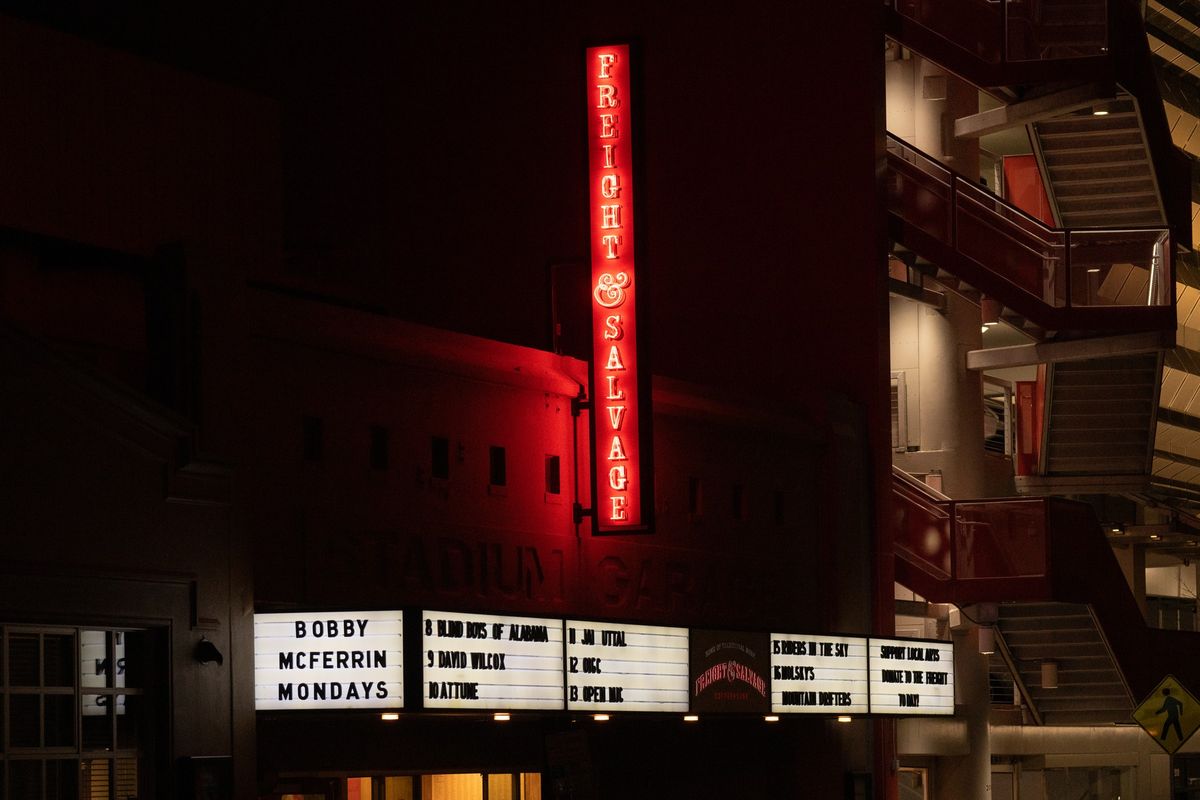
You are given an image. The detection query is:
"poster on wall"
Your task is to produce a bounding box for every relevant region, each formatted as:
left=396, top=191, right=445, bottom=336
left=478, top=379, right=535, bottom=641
left=253, top=610, right=404, bottom=710
left=422, top=610, right=565, bottom=710
left=689, top=629, right=770, bottom=714
left=81, top=629, right=126, bottom=716
left=769, top=633, right=870, bottom=714
left=868, top=636, right=954, bottom=715
left=565, top=620, right=689, bottom=712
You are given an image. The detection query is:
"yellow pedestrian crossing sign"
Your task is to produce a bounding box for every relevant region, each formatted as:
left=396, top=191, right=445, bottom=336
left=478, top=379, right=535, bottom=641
left=1132, top=675, right=1200, bottom=754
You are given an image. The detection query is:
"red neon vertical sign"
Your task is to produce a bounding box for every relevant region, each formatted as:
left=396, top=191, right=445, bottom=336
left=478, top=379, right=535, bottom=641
left=588, top=44, right=646, bottom=532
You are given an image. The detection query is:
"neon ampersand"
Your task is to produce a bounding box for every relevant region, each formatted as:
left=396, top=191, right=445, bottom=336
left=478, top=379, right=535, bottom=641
left=594, top=272, right=630, bottom=308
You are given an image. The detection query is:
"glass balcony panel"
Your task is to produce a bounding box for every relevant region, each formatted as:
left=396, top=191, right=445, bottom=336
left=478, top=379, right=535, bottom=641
left=887, top=140, right=953, bottom=244
left=1007, top=0, right=1108, bottom=61
left=954, top=500, right=1047, bottom=579
left=1069, top=229, right=1171, bottom=307
left=893, top=483, right=952, bottom=579
left=955, top=182, right=1065, bottom=305
left=895, top=0, right=1003, bottom=62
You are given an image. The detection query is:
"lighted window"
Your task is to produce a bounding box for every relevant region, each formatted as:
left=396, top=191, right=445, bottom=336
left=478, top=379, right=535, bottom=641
left=545, top=455, right=561, bottom=495
left=302, top=416, right=323, bottom=461
left=490, top=446, right=507, bottom=487
left=432, top=436, right=450, bottom=480
left=370, top=425, right=389, bottom=471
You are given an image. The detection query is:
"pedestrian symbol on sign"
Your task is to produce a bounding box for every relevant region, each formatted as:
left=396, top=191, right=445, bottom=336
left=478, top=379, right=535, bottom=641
left=1133, top=675, right=1200, bottom=755
left=1157, top=688, right=1185, bottom=743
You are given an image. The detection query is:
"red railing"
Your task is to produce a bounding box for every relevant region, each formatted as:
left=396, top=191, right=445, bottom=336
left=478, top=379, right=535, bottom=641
left=893, top=467, right=1051, bottom=603
left=888, top=134, right=1173, bottom=331
left=891, top=468, right=1200, bottom=697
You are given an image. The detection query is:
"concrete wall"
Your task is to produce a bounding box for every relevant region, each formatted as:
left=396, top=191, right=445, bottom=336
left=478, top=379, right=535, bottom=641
left=900, top=720, right=1172, bottom=800
left=891, top=293, right=990, bottom=498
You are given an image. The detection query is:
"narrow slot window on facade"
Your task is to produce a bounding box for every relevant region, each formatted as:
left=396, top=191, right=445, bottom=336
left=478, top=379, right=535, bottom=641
left=773, top=489, right=785, bottom=526
left=431, top=436, right=449, bottom=479
left=489, top=446, right=507, bottom=487
left=688, top=477, right=703, bottom=517
left=302, top=416, right=323, bottom=461
left=545, top=455, right=561, bottom=495
left=732, top=483, right=745, bottom=521
left=369, top=426, right=389, bottom=470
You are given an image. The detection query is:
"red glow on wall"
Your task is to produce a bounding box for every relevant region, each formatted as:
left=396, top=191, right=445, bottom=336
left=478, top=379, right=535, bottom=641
left=588, top=44, right=646, bottom=532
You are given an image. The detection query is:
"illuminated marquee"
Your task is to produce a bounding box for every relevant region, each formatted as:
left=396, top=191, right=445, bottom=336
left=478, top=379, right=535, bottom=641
left=588, top=43, right=649, bottom=532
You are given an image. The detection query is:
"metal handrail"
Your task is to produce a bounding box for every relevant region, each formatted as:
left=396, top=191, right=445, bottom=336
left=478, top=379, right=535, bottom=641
left=887, top=133, right=1170, bottom=311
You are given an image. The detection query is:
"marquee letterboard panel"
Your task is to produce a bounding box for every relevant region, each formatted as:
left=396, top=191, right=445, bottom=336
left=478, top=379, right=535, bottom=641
left=254, top=611, right=404, bottom=710
left=769, top=633, right=869, bottom=714
left=422, top=610, right=565, bottom=710
left=565, top=620, right=689, bottom=712
left=868, top=637, right=954, bottom=715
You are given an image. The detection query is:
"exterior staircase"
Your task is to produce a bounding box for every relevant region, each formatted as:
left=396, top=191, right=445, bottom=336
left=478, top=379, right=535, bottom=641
left=1039, top=353, right=1162, bottom=476
left=997, top=602, right=1133, bottom=725
left=891, top=466, right=1200, bottom=722
left=1032, top=100, right=1167, bottom=228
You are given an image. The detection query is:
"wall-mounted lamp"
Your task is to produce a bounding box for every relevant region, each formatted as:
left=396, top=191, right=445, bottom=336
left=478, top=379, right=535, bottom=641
left=1041, top=661, right=1059, bottom=689
left=194, top=637, right=224, bottom=666
left=978, top=626, right=995, bottom=655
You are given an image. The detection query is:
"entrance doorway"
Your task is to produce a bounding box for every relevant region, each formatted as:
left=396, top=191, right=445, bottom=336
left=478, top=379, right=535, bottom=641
left=278, top=772, right=542, bottom=800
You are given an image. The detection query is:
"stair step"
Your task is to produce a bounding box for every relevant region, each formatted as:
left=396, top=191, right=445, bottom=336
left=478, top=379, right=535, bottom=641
left=1048, top=428, right=1151, bottom=444
left=1045, top=458, right=1148, bottom=473
left=1053, top=383, right=1157, bottom=400
left=1060, top=211, right=1161, bottom=226
left=1047, top=158, right=1150, bottom=173
left=998, top=615, right=1089, bottom=627
left=1000, top=628, right=1105, bottom=645
left=1038, top=132, right=1145, bottom=151
left=1050, top=399, right=1155, bottom=415
left=1059, top=205, right=1162, bottom=218
left=1047, top=418, right=1152, bottom=433
left=1051, top=174, right=1156, bottom=189
left=1055, top=189, right=1158, bottom=203
left=1044, top=444, right=1150, bottom=460
left=1057, top=357, right=1156, bottom=369
left=1037, top=112, right=1138, bottom=133
left=1056, top=196, right=1160, bottom=213
left=1052, top=372, right=1157, bottom=387
left=1043, top=148, right=1148, bottom=167
left=1042, top=710, right=1135, bottom=724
